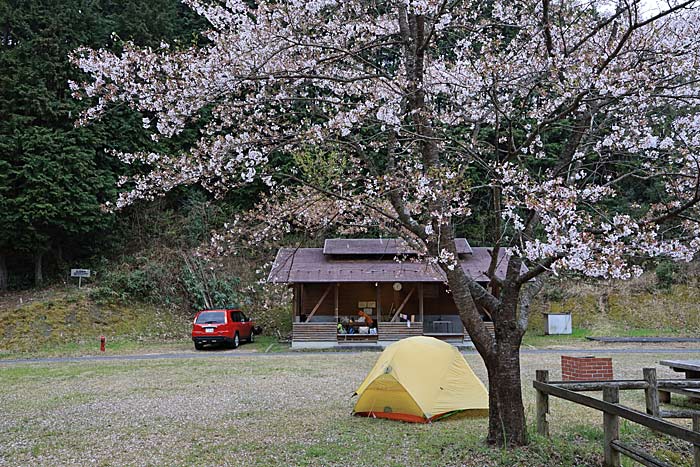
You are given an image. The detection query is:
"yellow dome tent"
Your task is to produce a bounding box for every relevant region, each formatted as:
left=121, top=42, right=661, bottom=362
left=353, top=336, right=489, bottom=423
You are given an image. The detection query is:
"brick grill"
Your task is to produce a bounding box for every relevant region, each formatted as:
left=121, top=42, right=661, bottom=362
left=561, top=355, right=613, bottom=381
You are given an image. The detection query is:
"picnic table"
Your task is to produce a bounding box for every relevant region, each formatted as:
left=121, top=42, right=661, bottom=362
left=432, top=320, right=453, bottom=334
left=659, top=360, right=700, bottom=403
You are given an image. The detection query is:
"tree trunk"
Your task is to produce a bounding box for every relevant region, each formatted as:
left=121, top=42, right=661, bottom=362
left=485, top=336, right=527, bottom=446
left=55, top=244, right=65, bottom=268
left=397, top=7, right=530, bottom=446
left=0, top=253, right=7, bottom=292
left=439, top=233, right=528, bottom=447
left=34, top=251, right=43, bottom=286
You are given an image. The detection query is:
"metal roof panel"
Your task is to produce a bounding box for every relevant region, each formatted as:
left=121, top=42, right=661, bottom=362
left=268, top=246, right=512, bottom=283
left=322, top=238, right=472, bottom=255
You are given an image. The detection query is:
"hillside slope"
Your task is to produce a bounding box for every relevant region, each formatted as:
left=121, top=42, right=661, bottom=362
left=1, top=269, right=698, bottom=355
left=532, top=272, right=700, bottom=336
left=0, top=287, right=190, bottom=354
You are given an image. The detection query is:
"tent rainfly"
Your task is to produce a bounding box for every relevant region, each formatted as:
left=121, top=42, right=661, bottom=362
left=352, top=336, right=489, bottom=423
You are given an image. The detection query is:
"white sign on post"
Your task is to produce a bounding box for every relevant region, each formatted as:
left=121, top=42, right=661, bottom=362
left=71, top=269, right=91, bottom=288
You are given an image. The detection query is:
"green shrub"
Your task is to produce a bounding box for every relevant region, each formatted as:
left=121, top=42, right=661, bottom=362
left=90, top=252, right=181, bottom=305
left=180, top=263, right=242, bottom=311
left=655, top=261, right=679, bottom=290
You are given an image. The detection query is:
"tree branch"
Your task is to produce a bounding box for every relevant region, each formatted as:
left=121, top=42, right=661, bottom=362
left=518, top=274, right=548, bottom=332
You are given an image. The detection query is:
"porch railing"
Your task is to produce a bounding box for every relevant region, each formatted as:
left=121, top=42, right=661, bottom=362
left=378, top=322, right=423, bottom=341
left=292, top=323, right=337, bottom=342
left=292, top=321, right=424, bottom=342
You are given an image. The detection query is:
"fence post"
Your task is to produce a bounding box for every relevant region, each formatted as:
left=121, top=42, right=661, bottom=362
left=643, top=368, right=660, bottom=418
left=536, top=370, right=550, bottom=437
left=603, top=386, right=620, bottom=467
left=693, top=414, right=700, bottom=467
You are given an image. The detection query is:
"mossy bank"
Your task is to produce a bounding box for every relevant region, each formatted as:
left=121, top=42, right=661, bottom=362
left=532, top=270, right=700, bottom=336
left=0, top=287, right=191, bottom=354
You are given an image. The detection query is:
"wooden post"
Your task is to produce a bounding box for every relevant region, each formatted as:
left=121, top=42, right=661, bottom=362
left=334, top=283, right=339, bottom=321
left=643, top=368, right=660, bottom=418
left=536, top=370, right=550, bottom=437
left=603, top=386, right=621, bottom=467
left=418, top=283, right=424, bottom=323
left=376, top=283, right=381, bottom=322
left=292, top=284, right=298, bottom=321
left=693, top=414, right=700, bottom=467
left=300, top=283, right=305, bottom=320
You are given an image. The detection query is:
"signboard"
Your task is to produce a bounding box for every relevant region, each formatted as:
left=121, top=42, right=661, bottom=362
left=71, top=269, right=91, bottom=278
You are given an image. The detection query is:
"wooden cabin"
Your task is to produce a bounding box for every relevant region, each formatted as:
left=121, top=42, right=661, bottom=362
left=268, top=238, right=504, bottom=348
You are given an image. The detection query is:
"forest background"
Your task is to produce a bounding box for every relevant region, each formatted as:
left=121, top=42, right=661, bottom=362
left=1, top=0, right=697, bottom=339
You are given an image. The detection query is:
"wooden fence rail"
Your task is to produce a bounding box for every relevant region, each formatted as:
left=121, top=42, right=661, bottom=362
left=534, top=368, right=700, bottom=467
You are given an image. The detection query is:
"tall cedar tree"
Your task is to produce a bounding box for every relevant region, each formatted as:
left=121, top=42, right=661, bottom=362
left=0, top=0, right=204, bottom=288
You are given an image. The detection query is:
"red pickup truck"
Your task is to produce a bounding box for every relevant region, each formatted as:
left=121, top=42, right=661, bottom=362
left=191, top=308, right=256, bottom=350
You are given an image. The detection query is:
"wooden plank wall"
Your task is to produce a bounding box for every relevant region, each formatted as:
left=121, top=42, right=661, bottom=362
left=422, top=283, right=459, bottom=315
left=379, top=322, right=424, bottom=341
left=336, top=282, right=376, bottom=317
left=380, top=283, right=420, bottom=320
left=301, top=285, right=334, bottom=317
left=302, top=283, right=379, bottom=318
left=292, top=323, right=337, bottom=341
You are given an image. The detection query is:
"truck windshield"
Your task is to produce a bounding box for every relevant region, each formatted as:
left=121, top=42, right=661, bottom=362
left=195, top=312, right=226, bottom=324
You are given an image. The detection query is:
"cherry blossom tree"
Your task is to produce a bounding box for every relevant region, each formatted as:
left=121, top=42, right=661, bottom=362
left=71, top=0, right=700, bottom=446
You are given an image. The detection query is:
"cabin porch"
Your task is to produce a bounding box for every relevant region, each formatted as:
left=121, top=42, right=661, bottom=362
left=290, top=281, right=483, bottom=348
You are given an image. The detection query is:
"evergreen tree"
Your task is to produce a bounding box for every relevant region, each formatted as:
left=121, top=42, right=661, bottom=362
left=0, top=0, right=204, bottom=288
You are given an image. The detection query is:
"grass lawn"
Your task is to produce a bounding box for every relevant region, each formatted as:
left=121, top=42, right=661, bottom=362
left=521, top=327, right=688, bottom=348
left=0, top=351, right=696, bottom=466
left=522, top=328, right=591, bottom=347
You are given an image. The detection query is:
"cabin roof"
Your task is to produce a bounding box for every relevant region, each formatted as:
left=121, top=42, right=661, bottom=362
left=322, top=238, right=472, bottom=256
left=267, top=246, right=513, bottom=283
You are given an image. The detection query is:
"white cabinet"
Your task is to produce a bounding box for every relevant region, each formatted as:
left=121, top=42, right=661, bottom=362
left=543, top=313, right=572, bottom=335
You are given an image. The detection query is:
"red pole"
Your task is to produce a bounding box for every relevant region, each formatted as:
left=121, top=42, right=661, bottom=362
left=100, top=335, right=105, bottom=352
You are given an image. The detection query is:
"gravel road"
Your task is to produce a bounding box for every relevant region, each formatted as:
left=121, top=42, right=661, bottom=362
left=1, top=346, right=699, bottom=365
